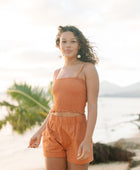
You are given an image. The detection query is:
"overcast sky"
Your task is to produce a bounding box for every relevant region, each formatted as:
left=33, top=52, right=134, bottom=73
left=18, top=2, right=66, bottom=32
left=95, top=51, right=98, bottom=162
left=0, top=0, right=140, bottom=93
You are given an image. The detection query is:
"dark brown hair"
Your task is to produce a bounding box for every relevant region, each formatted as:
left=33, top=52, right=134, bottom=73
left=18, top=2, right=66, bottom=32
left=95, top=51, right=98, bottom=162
left=56, top=25, right=99, bottom=64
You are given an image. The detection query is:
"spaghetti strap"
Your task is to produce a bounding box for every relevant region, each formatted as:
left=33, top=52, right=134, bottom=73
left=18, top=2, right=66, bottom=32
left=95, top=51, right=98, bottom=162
left=76, top=63, right=86, bottom=78
left=55, top=68, right=61, bottom=79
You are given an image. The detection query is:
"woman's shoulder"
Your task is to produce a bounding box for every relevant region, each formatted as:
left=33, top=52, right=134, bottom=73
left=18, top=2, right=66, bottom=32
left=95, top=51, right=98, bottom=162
left=83, top=62, right=98, bottom=76
left=53, top=68, right=61, bottom=80
left=83, top=62, right=96, bottom=70
left=54, top=68, right=61, bottom=75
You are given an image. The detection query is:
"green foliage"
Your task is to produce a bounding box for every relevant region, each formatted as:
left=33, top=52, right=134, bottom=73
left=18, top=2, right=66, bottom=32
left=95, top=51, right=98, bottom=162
left=0, top=81, right=53, bottom=134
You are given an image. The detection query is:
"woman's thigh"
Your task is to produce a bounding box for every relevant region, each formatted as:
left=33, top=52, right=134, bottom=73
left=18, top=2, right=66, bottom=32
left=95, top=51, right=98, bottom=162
left=45, top=157, right=67, bottom=170
left=67, top=162, right=88, bottom=170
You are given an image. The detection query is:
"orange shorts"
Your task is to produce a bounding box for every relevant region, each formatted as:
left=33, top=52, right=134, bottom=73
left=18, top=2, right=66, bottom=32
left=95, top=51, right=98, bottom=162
left=42, top=114, right=93, bottom=165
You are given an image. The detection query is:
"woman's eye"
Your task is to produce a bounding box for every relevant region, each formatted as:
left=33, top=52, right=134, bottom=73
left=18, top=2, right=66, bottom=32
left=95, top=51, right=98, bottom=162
left=61, top=40, right=76, bottom=43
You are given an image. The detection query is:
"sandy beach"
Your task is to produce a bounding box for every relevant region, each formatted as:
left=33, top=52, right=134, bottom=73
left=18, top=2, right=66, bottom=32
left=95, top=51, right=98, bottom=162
left=89, top=132, right=140, bottom=170
left=0, top=125, right=140, bottom=170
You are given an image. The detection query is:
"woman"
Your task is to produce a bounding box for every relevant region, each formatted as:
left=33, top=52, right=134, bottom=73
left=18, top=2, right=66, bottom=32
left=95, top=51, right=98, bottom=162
left=28, top=25, right=99, bottom=170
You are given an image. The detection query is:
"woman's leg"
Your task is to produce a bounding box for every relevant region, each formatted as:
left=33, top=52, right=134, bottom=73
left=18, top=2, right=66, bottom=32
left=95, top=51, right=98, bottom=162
left=45, top=157, right=67, bottom=170
left=67, top=162, right=88, bottom=170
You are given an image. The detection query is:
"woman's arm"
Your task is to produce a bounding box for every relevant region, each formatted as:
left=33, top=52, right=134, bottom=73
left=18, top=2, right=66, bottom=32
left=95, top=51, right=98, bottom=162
left=28, top=68, right=59, bottom=148
left=77, top=63, right=99, bottom=159
left=84, top=63, right=99, bottom=142
left=36, top=112, right=51, bottom=135
left=36, top=68, right=60, bottom=135
left=28, top=113, right=51, bottom=148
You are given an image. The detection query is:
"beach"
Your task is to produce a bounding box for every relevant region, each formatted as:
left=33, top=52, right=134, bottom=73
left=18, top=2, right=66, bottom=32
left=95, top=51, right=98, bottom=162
left=89, top=132, right=140, bottom=170
left=0, top=0, right=140, bottom=169
left=0, top=96, right=140, bottom=170
left=0, top=125, right=140, bottom=170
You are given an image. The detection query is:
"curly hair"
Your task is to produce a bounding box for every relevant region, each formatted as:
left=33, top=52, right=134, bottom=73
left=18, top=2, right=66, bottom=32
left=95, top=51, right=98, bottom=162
left=55, top=25, right=99, bottom=65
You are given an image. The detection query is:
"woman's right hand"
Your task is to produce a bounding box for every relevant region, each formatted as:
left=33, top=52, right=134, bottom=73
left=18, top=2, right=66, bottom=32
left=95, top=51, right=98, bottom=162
left=28, top=131, right=42, bottom=148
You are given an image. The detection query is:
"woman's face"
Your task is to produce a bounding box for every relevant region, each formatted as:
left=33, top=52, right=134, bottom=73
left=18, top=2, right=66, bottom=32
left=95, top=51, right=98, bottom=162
left=59, top=31, right=80, bottom=58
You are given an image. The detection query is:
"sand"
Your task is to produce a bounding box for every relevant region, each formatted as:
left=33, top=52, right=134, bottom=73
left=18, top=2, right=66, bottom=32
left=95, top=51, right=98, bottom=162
left=88, top=162, right=129, bottom=170
left=0, top=126, right=140, bottom=170
left=88, top=132, right=140, bottom=170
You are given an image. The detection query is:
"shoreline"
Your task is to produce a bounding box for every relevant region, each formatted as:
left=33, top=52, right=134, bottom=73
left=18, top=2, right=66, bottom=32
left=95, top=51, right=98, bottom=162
left=0, top=130, right=140, bottom=170
left=89, top=131, right=140, bottom=170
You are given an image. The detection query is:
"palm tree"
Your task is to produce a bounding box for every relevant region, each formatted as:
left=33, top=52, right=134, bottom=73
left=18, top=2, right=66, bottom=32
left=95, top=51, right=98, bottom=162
left=0, top=81, right=136, bottom=165
left=0, top=81, right=53, bottom=134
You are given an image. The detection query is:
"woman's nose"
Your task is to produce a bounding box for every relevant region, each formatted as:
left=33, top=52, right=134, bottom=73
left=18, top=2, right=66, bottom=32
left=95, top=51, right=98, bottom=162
left=65, top=42, right=71, bottom=47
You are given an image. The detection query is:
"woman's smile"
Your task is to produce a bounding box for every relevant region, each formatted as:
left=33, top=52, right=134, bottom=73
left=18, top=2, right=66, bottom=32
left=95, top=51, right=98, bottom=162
left=65, top=49, right=73, bottom=53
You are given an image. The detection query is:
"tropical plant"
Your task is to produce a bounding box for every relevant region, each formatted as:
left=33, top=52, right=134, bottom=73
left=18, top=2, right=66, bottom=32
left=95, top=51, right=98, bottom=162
left=0, top=81, right=53, bottom=134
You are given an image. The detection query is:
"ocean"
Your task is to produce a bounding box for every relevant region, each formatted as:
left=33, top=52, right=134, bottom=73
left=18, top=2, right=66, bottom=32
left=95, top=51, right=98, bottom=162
left=0, top=95, right=140, bottom=143
left=92, top=97, right=140, bottom=143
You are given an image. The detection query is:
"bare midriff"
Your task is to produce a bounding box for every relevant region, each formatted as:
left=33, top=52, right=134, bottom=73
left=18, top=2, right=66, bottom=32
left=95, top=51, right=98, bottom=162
left=51, top=111, right=84, bottom=117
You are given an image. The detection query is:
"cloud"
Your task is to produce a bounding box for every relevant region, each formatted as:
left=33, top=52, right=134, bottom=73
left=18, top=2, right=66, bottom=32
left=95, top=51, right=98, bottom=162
left=0, top=0, right=140, bottom=88
left=100, top=61, right=140, bottom=71
left=1, top=0, right=140, bottom=28
left=13, top=50, right=59, bottom=64
left=107, top=0, right=140, bottom=21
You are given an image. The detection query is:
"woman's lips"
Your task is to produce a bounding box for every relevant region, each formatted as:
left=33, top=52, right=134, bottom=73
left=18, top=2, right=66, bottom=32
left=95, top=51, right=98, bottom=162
left=65, top=50, right=72, bottom=53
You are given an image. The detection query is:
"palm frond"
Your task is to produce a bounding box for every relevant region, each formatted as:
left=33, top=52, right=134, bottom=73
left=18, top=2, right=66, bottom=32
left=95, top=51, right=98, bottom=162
left=0, top=81, right=53, bottom=134
left=7, top=81, right=52, bottom=112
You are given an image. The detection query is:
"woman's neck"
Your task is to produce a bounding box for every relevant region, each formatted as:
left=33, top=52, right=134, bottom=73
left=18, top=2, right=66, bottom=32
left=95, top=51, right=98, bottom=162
left=64, top=58, right=81, bottom=66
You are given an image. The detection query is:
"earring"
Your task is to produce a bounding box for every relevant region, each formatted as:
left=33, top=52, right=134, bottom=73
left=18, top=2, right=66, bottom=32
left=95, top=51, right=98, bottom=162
left=77, top=54, right=81, bottom=59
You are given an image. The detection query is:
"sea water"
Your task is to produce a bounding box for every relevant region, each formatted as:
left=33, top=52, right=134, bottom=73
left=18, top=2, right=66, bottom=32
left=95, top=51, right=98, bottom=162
left=0, top=94, right=140, bottom=143
left=91, top=97, right=140, bottom=143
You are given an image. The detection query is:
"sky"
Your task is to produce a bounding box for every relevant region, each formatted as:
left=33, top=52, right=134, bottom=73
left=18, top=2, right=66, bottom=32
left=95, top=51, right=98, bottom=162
left=0, top=0, right=140, bottom=93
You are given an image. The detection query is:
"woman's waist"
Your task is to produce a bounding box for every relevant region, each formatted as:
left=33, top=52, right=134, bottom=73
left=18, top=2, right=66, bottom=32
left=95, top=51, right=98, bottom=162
left=51, top=111, right=85, bottom=117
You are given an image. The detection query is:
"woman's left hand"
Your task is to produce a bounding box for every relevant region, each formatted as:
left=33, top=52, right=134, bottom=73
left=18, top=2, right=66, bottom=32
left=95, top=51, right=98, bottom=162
left=77, top=139, right=91, bottom=160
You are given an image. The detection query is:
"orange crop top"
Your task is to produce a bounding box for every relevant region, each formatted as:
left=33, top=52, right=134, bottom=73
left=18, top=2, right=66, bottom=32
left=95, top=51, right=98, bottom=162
left=50, top=63, right=87, bottom=115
